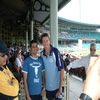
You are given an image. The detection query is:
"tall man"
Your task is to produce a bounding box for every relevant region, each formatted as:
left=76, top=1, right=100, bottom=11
left=22, top=40, right=45, bottom=100
left=41, top=33, right=64, bottom=100
left=67, top=42, right=97, bottom=73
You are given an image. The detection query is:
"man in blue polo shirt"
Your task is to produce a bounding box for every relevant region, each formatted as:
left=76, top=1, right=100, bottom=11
left=22, top=40, right=45, bottom=100
left=41, top=33, right=64, bottom=100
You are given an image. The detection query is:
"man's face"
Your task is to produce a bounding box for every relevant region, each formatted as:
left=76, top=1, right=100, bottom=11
left=90, top=46, right=96, bottom=56
left=0, top=53, right=7, bottom=66
left=30, top=43, right=38, bottom=55
left=42, top=36, right=50, bottom=49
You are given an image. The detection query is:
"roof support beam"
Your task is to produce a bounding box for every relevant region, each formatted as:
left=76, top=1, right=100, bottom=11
left=30, top=0, right=34, bottom=40
left=50, top=0, right=58, bottom=47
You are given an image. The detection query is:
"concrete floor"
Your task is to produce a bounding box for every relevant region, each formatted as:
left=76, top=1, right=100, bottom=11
left=69, top=75, right=84, bottom=100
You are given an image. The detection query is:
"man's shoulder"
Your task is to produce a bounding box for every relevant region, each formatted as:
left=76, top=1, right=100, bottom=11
left=38, top=56, right=43, bottom=61
left=51, top=46, right=59, bottom=53
left=82, top=55, right=90, bottom=59
left=52, top=46, right=58, bottom=50
left=24, top=56, right=31, bottom=62
left=16, top=58, right=19, bottom=61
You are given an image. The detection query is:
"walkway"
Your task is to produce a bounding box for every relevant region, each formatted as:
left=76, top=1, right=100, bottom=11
left=69, top=75, right=84, bottom=100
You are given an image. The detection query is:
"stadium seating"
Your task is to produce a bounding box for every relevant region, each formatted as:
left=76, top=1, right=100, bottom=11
left=59, top=29, right=100, bottom=40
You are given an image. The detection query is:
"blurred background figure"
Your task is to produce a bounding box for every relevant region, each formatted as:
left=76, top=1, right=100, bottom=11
left=15, top=49, right=24, bottom=73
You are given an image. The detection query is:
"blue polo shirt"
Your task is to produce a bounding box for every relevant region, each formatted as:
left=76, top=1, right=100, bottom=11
left=41, top=45, right=64, bottom=91
left=22, top=56, right=44, bottom=95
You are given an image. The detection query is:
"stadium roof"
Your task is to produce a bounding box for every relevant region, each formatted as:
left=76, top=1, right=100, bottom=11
left=58, top=17, right=100, bottom=30
left=0, top=0, right=70, bottom=28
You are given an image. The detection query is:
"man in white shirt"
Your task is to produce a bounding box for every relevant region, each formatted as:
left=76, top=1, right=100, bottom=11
left=67, top=43, right=97, bottom=73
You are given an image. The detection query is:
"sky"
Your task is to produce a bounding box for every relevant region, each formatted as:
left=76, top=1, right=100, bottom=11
left=58, top=0, right=100, bottom=25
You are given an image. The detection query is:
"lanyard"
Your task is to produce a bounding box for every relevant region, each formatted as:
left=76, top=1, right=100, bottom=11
left=3, top=69, right=11, bottom=80
left=0, top=66, right=12, bottom=84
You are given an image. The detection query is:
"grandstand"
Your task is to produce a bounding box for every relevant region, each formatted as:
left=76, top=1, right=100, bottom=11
left=59, top=29, right=100, bottom=40
left=56, top=17, right=100, bottom=51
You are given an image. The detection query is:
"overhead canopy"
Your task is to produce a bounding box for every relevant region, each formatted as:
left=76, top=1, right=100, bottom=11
left=0, top=0, right=70, bottom=29
left=59, top=17, right=100, bottom=30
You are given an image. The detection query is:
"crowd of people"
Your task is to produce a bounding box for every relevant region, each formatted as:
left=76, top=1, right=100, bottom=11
left=59, top=30, right=100, bottom=40
left=6, top=45, right=29, bottom=74
left=0, top=33, right=100, bottom=100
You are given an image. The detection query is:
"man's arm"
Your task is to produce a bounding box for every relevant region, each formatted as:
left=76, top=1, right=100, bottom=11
left=56, top=68, right=64, bottom=98
left=42, top=71, right=45, bottom=89
left=53, top=48, right=64, bottom=97
left=67, top=56, right=86, bottom=70
left=41, top=71, right=45, bottom=96
left=23, top=72, right=31, bottom=100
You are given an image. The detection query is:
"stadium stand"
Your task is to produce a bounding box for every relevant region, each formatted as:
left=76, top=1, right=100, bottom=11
left=59, top=29, right=100, bottom=40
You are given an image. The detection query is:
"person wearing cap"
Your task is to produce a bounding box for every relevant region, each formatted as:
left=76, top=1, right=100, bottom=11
left=0, top=40, right=19, bottom=100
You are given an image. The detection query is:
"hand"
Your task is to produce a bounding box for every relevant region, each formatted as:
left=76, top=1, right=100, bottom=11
left=65, top=67, right=68, bottom=72
left=82, top=56, right=100, bottom=100
left=56, top=89, right=61, bottom=98
left=27, top=95, right=31, bottom=100
left=41, top=89, right=46, bottom=96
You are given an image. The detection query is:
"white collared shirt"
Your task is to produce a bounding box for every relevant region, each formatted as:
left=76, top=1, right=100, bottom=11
left=67, top=55, right=90, bottom=72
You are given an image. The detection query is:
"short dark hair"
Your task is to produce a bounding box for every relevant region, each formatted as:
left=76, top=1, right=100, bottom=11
left=41, top=33, right=50, bottom=42
left=90, top=42, right=96, bottom=48
left=30, top=40, right=37, bottom=47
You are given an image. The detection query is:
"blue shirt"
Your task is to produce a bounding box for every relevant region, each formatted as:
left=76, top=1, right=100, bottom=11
left=41, top=45, right=64, bottom=91
left=22, top=56, right=44, bottom=95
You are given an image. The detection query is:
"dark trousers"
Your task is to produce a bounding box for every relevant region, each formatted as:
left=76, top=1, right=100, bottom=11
left=30, top=94, right=42, bottom=100
left=0, top=93, right=18, bottom=100
left=46, top=89, right=62, bottom=100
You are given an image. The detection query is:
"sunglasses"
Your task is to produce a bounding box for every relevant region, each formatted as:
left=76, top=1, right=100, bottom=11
left=90, top=48, right=96, bottom=51
left=0, top=53, right=7, bottom=57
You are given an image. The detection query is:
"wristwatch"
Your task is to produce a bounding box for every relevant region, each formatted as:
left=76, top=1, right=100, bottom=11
left=79, top=93, right=92, bottom=100
left=43, top=87, right=45, bottom=91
